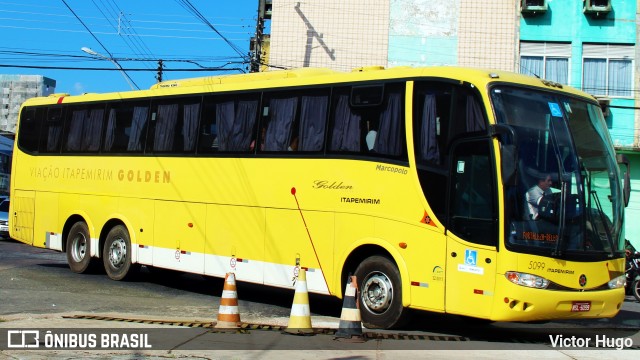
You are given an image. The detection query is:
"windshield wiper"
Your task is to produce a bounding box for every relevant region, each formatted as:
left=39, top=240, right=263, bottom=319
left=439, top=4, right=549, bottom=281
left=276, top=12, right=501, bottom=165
left=589, top=189, right=615, bottom=257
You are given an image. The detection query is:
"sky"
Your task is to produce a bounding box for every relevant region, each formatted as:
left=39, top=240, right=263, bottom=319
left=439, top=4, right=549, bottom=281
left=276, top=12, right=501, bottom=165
left=0, top=0, right=259, bottom=95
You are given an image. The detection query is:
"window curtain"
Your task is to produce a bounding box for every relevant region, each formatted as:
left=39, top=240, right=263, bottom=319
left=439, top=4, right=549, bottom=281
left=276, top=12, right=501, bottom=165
left=103, top=109, right=116, bottom=151
left=46, top=111, right=62, bottom=152
left=608, top=59, right=632, bottom=97
left=182, top=103, right=200, bottom=151
left=520, top=56, right=543, bottom=78
left=264, top=97, right=297, bottom=151
left=420, top=94, right=439, bottom=164
left=330, top=94, right=360, bottom=152
left=583, top=58, right=606, bottom=95
left=298, top=95, right=328, bottom=151
left=127, top=106, right=149, bottom=151
left=66, top=110, right=86, bottom=151
left=466, top=94, right=486, bottom=132
left=545, top=58, right=568, bottom=85
left=154, top=104, right=179, bottom=151
left=46, top=125, right=62, bottom=151
left=217, top=100, right=258, bottom=151
left=82, top=109, right=104, bottom=151
left=374, top=91, right=402, bottom=155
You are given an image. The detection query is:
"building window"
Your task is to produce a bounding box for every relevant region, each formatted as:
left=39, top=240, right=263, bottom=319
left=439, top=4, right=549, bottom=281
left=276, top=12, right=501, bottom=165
left=582, top=44, right=634, bottom=97
left=519, top=42, right=570, bottom=85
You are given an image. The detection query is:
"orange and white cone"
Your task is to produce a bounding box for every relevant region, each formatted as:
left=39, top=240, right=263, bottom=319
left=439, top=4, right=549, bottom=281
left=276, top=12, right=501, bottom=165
left=334, top=275, right=364, bottom=341
left=215, top=272, right=241, bottom=328
left=284, top=268, right=314, bottom=335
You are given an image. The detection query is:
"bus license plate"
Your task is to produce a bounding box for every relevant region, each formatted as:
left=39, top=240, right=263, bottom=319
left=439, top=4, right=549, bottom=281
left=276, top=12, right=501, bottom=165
left=571, top=302, right=591, bottom=312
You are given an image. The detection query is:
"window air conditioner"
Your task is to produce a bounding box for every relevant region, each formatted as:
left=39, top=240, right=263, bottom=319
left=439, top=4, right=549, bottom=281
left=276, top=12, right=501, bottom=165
left=521, top=0, right=548, bottom=17
left=584, top=0, right=611, bottom=18
left=596, top=97, right=611, bottom=118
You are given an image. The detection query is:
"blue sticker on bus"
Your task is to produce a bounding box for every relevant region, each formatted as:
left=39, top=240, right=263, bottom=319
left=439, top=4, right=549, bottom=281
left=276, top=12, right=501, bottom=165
left=548, top=102, right=562, bottom=117
left=464, top=249, right=477, bottom=266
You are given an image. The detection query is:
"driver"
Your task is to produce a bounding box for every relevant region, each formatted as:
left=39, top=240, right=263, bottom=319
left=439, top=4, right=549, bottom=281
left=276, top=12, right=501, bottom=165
left=525, top=174, right=553, bottom=220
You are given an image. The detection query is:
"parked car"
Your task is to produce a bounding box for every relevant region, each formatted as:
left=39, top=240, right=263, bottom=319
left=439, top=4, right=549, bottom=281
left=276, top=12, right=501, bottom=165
left=0, top=197, right=9, bottom=239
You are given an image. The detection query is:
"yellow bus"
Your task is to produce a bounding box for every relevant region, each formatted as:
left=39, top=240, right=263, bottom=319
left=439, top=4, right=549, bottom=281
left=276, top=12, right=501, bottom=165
left=10, top=66, right=631, bottom=329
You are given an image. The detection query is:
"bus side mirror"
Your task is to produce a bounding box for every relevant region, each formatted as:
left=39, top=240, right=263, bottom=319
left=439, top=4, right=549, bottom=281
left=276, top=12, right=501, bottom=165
left=617, top=154, right=631, bottom=207
left=490, top=124, right=518, bottom=187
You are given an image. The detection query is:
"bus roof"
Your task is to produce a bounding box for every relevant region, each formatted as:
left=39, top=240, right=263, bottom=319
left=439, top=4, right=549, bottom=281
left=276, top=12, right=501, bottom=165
left=22, top=66, right=597, bottom=106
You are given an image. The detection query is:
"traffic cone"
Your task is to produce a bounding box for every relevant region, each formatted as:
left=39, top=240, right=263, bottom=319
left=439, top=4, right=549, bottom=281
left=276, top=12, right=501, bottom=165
left=284, top=268, right=314, bottom=335
left=215, top=272, right=241, bottom=328
left=334, top=275, right=364, bottom=341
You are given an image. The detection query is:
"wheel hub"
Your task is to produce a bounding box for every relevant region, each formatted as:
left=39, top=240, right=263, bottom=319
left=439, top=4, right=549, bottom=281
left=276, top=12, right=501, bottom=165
left=71, top=234, right=87, bottom=263
left=362, top=272, right=393, bottom=313
left=108, top=237, right=127, bottom=269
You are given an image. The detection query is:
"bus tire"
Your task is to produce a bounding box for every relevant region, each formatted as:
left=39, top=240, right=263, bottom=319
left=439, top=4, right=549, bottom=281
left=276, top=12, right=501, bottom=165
left=103, top=225, right=136, bottom=281
left=66, top=222, right=92, bottom=274
left=354, top=255, right=407, bottom=329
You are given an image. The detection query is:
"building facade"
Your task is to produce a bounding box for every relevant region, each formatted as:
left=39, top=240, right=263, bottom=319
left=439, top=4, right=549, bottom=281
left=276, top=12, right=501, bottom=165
left=267, top=0, right=640, bottom=249
left=269, top=0, right=390, bottom=71
left=0, top=75, right=56, bottom=133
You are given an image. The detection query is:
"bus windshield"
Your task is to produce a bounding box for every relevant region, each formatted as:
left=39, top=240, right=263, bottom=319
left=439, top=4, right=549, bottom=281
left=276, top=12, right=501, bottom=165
left=492, top=86, right=624, bottom=259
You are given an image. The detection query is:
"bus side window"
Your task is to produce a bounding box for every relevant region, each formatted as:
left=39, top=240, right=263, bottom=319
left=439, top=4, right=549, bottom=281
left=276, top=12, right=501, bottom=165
left=215, top=94, right=259, bottom=152
left=369, top=84, right=405, bottom=157
left=413, top=83, right=453, bottom=220
left=148, top=98, right=200, bottom=154
left=297, top=92, right=328, bottom=152
left=17, top=107, right=44, bottom=153
left=449, top=139, right=497, bottom=246
left=39, top=107, right=64, bottom=153
left=199, top=95, right=218, bottom=153
left=149, top=103, right=179, bottom=152
left=103, top=101, right=149, bottom=153
left=329, top=90, right=361, bottom=153
left=64, top=107, right=104, bottom=153
left=261, top=94, right=299, bottom=152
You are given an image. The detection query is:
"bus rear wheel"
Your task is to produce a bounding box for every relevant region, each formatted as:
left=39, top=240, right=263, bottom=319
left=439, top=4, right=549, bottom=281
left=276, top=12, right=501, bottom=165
left=103, top=225, right=136, bottom=281
left=66, top=222, right=92, bottom=274
left=354, top=255, right=407, bottom=329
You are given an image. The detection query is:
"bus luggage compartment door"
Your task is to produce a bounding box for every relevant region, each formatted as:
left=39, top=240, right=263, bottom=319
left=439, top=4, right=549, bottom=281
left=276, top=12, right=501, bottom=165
left=11, top=190, right=35, bottom=246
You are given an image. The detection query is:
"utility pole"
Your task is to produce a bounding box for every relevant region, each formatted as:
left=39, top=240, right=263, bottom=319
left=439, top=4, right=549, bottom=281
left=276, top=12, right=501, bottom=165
left=156, top=60, right=164, bottom=82
left=251, top=0, right=271, bottom=72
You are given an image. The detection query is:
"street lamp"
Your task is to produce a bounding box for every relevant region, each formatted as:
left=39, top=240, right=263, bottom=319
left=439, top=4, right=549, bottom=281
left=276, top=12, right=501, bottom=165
left=81, top=47, right=137, bottom=90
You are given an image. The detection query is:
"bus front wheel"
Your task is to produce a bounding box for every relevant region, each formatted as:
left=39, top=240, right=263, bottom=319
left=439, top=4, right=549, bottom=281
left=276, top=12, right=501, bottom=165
left=354, top=255, right=407, bottom=329
left=66, top=222, right=92, bottom=274
left=103, top=225, right=136, bottom=281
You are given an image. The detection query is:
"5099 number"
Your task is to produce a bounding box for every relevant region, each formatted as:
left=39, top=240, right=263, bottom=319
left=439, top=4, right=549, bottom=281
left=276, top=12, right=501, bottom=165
left=528, top=261, right=545, bottom=270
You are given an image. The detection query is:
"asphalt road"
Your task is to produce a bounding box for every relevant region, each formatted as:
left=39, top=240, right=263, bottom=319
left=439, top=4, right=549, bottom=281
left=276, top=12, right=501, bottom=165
left=1, top=237, right=640, bottom=358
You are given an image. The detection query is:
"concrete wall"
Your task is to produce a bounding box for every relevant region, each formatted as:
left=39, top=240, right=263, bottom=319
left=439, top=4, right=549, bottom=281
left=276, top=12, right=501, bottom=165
left=388, top=0, right=518, bottom=71
left=269, top=0, right=389, bottom=71
left=457, top=0, right=518, bottom=70
left=388, top=0, right=460, bottom=67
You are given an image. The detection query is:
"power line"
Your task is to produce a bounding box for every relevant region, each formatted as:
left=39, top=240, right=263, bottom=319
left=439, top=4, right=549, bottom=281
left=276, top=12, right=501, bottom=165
left=61, top=0, right=140, bottom=90
left=176, top=0, right=248, bottom=66
left=0, top=63, right=244, bottom=72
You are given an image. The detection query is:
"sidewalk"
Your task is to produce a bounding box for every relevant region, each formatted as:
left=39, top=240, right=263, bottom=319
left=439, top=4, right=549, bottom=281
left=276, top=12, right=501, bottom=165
left=1, top=312, right=637, bottom=359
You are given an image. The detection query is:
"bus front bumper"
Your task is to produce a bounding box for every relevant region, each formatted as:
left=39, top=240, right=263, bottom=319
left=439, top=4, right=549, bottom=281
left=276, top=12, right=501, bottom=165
left=490, top=277, right=625, bottom=322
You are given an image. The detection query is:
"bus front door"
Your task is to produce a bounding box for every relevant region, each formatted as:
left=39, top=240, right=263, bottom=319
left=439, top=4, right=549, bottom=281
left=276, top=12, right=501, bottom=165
left=445, top=138, right=498, bottom=319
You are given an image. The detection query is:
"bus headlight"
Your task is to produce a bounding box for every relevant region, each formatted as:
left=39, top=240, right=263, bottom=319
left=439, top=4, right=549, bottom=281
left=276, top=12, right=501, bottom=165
left=608, top=275, right=626, bottom=289
left=505, top=271, right=550, bottom=289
